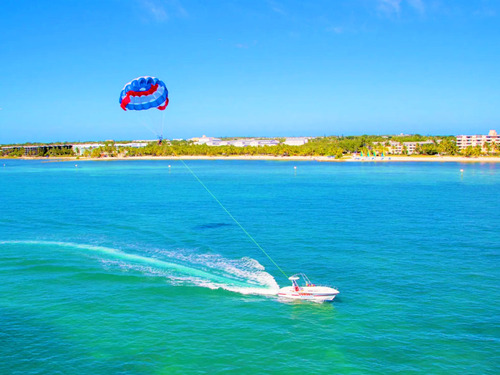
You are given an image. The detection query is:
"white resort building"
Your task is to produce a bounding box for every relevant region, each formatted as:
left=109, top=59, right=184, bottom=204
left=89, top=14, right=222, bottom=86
left=283, top=137, right=309, bottom=146
left=192, top=135, right=222, bottom=145
left=455, top=130, right=499, bottom=151
left=72, top=141, right=150, bottom=155
left=192, top=136, right=283, bottom=147
left=390, top=140, right=436, bottom=155
left=374, top=140, right=437, bottom=155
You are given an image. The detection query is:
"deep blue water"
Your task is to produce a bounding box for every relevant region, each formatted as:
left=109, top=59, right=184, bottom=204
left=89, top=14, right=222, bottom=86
left=0, top=159, right=499, bottom=374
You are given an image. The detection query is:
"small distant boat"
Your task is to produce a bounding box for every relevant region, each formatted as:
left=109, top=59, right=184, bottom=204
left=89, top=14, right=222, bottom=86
left=278, top=274, right=339, bottom=302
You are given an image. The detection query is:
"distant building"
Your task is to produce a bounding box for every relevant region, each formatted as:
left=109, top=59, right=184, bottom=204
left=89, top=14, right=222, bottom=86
left=1, top=144, right=74, bottom=156
left=193, top=135, right=221, bottom=145
left=223, top=139, right=279, bottom=147
left=71, top=141, right=150, bottom=155
left=72, top=143, right=104, bottom=155
left=230, top=139, right=252, bottom=147
left=250, top=139, right=279, bottom=147
left=0, top=141, right=156, bottom=156
left=375, top=140, right=437, bottom=155
left=401, top=140, right=435, bottom=155
left=284, top=137, right=309, bottom=146
left=116, top=141, right=149, bottom=148
left=455, top=130, right=499, bottom=151
left=191, top=136, right=280, bottom=147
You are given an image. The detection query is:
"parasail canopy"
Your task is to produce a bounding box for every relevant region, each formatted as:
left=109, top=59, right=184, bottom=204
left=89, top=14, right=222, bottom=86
left=119, top=76, right=169, bottom=111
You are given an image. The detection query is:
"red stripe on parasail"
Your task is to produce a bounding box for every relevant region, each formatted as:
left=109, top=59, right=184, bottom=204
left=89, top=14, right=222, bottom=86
left=120, top=84, right=160, bottom=111
left=120, top=95, right=131, bottom=110
left=157, top=97, right=169, bottom=110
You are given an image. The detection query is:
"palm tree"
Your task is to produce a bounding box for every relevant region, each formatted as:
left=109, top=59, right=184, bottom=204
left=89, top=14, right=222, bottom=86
left=491, top=142, right=498, bottom=155
left=483, top=142, right=492, bottom=155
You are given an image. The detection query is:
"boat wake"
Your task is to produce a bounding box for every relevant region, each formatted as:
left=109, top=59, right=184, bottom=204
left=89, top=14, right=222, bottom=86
left=0, top=240, right=279, bottom=296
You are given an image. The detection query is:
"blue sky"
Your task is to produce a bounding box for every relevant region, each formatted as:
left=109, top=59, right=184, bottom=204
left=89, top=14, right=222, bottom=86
left=1, top=0, right=499, bottom=143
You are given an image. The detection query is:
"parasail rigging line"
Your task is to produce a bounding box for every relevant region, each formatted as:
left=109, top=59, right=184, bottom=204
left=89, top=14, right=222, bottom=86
left=177, top=157, right=290, bottom=281
left=136, top=117, right=159, bottom=138
left=161, top=110, right=166, bottom=140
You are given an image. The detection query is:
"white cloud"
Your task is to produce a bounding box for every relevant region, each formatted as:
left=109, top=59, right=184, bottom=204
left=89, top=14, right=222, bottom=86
left=407, top=0, right=425, bottom=14
left=377, top=0, right=426, bottom=16
left=267, top=0, right=287, bottom=16
left=378, top=0, right=402, bottom=16
left=325, top=26, right=344, bottom=34
left=138, top=0, right=187, bottom=22
left=473, top=3, right=497, bottom=18
left=235, top=40, right=257, bottom=49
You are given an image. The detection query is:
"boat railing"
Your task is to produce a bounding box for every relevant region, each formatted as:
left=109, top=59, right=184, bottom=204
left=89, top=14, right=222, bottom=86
left=290, top=273, right=336, bottom=289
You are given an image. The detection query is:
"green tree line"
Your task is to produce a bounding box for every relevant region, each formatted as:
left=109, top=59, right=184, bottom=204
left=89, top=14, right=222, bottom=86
left=3, top=136, right=499, bottom=158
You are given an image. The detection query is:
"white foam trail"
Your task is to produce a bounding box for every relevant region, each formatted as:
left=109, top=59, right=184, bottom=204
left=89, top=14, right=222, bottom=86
left=147, top=248, right=278, bottom=290
left=0, top=240, right=279, bottom=296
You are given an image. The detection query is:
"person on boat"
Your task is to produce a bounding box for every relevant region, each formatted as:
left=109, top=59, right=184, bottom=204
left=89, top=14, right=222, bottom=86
left=291, top=278, right=300, bottom=291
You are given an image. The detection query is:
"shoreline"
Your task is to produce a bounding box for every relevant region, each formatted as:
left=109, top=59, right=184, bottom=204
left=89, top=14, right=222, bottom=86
left=3, top=155, right=500, bottom=163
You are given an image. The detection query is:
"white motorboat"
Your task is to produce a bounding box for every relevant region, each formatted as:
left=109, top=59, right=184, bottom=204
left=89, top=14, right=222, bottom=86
left=278, top=273, right=339, bottom=302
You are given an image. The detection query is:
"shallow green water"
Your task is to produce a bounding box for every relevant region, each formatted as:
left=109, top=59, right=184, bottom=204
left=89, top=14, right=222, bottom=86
left=0, top=160, right=498, bottom=374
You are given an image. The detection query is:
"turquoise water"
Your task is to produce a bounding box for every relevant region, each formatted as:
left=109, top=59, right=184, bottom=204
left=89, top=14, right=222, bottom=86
left=1, top=160, right=498, bottom=374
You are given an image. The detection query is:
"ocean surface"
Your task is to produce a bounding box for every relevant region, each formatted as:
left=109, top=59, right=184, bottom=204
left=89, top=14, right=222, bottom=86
left=0, top=159, right=498, bottom=374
